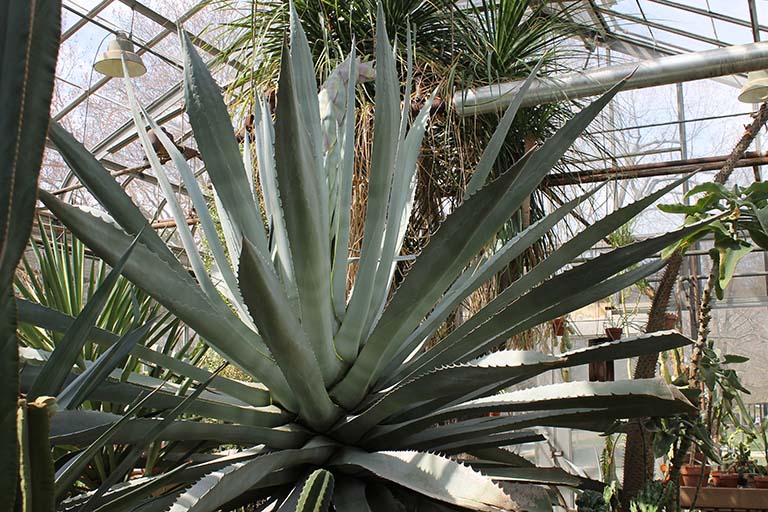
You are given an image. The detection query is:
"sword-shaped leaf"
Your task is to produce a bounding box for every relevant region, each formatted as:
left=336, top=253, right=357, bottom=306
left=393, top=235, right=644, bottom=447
left=329, top=449, right=518, bottom=512
left=181, top=31, right=269, bottom=255
left=239, top=240, right=339, bottom=430
left=27, top=234, right=140, bottom=399
left=333, top=78, right=628, bottom=410
left=57, top=320, right=153, bottom=409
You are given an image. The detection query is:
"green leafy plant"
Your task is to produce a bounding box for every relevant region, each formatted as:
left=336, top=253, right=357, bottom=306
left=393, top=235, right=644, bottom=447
left=576, top=489, right=610, bottom=512
left=628, top=480, right=663, bottom=512
left=659, top=181, right=768, bottom=299
left=24, top=5, right=711, bottom=511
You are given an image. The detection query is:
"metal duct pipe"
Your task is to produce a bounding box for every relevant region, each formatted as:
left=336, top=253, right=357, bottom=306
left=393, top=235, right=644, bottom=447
left=454, top=41, right=768, bottom=116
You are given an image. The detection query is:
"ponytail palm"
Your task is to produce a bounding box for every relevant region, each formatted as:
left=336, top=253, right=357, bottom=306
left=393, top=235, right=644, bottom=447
left=27, top=7, right=706, bottom=511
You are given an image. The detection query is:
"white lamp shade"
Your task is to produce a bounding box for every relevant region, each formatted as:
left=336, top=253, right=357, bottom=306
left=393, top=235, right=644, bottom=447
left=93, top=33, right=146, bottom=78
left=738, top=70, right=768, bottom=104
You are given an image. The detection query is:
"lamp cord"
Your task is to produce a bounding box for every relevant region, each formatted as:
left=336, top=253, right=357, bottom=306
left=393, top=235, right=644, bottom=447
left=81, top=32, right=112, bottom=148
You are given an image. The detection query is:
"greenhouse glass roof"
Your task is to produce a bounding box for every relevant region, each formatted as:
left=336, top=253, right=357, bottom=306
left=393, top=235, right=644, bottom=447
left=45, top=1, right=766, bottom=198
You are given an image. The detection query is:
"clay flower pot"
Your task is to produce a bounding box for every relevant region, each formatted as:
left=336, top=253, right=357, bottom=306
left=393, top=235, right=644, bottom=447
left=680, top=464, right=710, bottom=488
left=604, top=327, right=623, bottom=340
left=711, top=470, right=739, bottom=488
left=663, top=312, right=678, bottom=330
left=754, top=475, right=768, bottom=489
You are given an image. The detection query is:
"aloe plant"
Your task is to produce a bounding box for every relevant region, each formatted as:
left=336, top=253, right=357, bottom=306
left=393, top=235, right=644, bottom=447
left=22, top=5, right=712, bottom=511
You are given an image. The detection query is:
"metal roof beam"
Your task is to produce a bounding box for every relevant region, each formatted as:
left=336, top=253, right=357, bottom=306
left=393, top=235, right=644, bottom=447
left=749, top=0, right=761, bottom=43
left=61, top=0, right=114, bottom=42
left=595, top=6, right=725, bottom=48
left=89, top=83, right=184, bottom=159
left=649, top=0, right=768, bottom=36
left=116, top=0, right=247, bottom=72
left=52, top=0, right=208, bottom=122
left=455, top=41, right=768, bottom=115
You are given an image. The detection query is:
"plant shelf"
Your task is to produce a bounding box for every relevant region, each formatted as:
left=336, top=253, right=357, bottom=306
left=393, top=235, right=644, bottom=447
left=680, top=486, right=768, bottom=511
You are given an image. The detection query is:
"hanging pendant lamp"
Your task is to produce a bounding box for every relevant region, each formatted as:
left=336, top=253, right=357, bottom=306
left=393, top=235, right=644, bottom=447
left=738, top=70, right=768, bottom=103
left=93, top=31, right=146, bottom=78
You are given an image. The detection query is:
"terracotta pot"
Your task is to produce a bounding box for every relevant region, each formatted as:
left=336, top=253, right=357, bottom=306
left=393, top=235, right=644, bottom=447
left=604, top=327, right=623, bottom=340
left=680, top=464, right=710, bottom=488
left=711, top=471, right=739, bottom=488
left=552, top=317, right=567, bottom=337
left=754, top=475, right=768, bottom=489
left=663, top=312, right=678, bottom=330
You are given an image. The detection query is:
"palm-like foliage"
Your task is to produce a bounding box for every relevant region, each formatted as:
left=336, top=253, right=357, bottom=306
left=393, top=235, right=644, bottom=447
left=22, top=7, right=708, bottom=511
left=215, top=0, right=581, bottom=284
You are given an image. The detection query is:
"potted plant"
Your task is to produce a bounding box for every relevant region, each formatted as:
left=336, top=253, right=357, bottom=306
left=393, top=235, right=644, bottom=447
left=680, top=450, right=710, bottom=488
left=604, top=324, right=623, bottom=341
left=754, top=465, right=768, bottom=488
left=711, top=450, right=740, bottom=488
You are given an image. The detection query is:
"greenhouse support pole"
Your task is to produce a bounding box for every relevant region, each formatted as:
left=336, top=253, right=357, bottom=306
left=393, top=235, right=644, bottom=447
left=454, top=41, right=768, bottom=115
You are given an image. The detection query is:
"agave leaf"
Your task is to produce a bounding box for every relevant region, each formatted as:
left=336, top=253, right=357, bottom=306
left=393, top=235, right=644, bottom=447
left=54, top=383, right=167, bottom=499
left=335, top=352, right=560, bottom=441
left=50, top=412, right=308, bottom=448
left=472, top=466, right=604, bottom=491
left=168, top=439, right=338, bottom=512
left=333, top=478, right=372, bottom=512
left=20, top=364, right=289, bottom=427
left=370, top=409, right=610, bottom=452
left=288, top=3, right=325, bottom=179
left=274, top=478, right=303, bottom=512
left=372, top=380, right=693, bottom=450
left=82, top=367, right=230, bottom=511
left=86, top=462, right=191, bottom=512
left=333, top=79, right=628, bottom=409
left=273, top=41, right=339, bottom=382
left=404, top=218, right=713, bottom=380
left=464, top=58, right=543, bottom=196
left=328, top=448, right=518, bottom=512
left=365, top=332, right=694, bottom=432
left=181, top=31, right=269, bottom=255
left=433, top=379, right=695, bottom=422
left=366, top=89, right=437, bottom=332
left=363, top=31, right=420, bottom=332
left=239, top=240, right=339, bottom=430
left=468, top=448, right=532, bottom=467
left=434, top=431, right=545, bottom=455
left=123, top=64, right=252, bottom=324
left=366, top=482, right=407, bottom=512
left=330, top=49, right=358, bottom=321
left=56, top=320, right=153, bottom=409
left=123, top=61, right=227, bottom=310
left=15, top=299, right=270, bottom=406
left=385, top=173, right=692, bottom=387
left=47, top=123, right=179, bottom=268
left=27, top=234, right=140, bottom=399
left=36, top=191, right=295, bottom=408
left=343, top=332, right=692, bottom=441
left=384, top=185, right=601, bottom=377
left=334, top=5, right=400, bottom=363
left=253, top=94, right=298, bottom=309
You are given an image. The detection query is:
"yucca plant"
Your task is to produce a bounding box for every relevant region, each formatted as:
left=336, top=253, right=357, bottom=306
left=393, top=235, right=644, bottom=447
left=24, top=5, right=712, bottom=511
